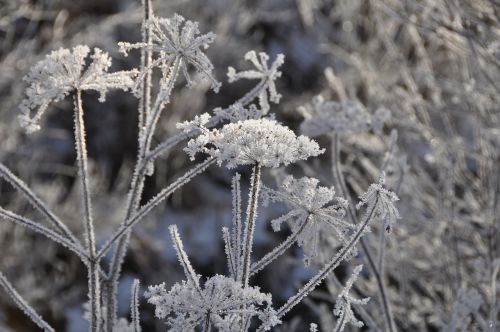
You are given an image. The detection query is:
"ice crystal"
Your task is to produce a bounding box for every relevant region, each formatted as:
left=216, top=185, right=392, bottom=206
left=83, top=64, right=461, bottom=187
left=182, top=118, right=324, bottom=169
left=333, top=265, right=370, bottom=331
left=19, top=45, right=137, bottom=133
left=145, top=275, right=279, bottom=331
left=119, top=14, right=220, bottom=92
left=356, top=173, right=400, bottom=233
left=227, top=50, right=284, bottom=110
left=298, top=95, right=391, bottom=137
left=262, top=175, right=351, bottom=265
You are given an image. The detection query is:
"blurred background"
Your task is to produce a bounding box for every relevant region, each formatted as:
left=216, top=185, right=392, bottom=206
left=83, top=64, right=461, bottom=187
left=0, top=0, right=499, bottom=331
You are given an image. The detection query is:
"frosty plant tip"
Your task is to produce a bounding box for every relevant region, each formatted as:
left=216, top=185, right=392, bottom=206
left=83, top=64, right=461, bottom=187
left=228, top=50, right=284, bottom=110
left=119, top=13, right=221, bottom=93
left=19, top=45, right=138, bottom=133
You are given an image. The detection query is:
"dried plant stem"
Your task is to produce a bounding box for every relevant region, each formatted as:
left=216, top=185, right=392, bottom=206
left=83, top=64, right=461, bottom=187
left=269, top=196, right=379, bottom=325
left=0, top=207, right=89, bottom=262
left=333, top=308, right=347, bottom=332
left=98, top=157, right=215, bottom=260
left=331, top=134, right=396, bottom=332
left=74, top=89, right=100, bottom=332
left=0, top=163, right=80, bottom=245
left=103, top=45, right=181, bottom=331
left=0, top=272, right=55, bottom=332
left=169, top=225, right=203, bottom=294
left=250, top=214, right=311, bottom=276
left=131, top=279, right=141, bottom=332
left=241, top=164, right=262, bottom=287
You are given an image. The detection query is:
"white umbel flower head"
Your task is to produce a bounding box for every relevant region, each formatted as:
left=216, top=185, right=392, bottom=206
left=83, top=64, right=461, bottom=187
left=333, top=265, right=370, bottom=330
left=356, top=172, right=400, bottom=233
left=262, top=175, right=351, bottom=265
left=119, top=14, right=220, bottom=92
left=298, top=95, right=391, bottom=137
left=227, top=50, right=284, bottom=110
left=145, top=275, right=279, bottom=331
left=19, top=45, right=137, bottom=133
left=180, top=118, right=324, bottom=169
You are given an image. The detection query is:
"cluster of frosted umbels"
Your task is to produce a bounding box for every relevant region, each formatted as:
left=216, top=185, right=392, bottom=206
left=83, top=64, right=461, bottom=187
left=145, top=274, right=278, bottom=331
left=298, top=95, right=391, bottom=137
left=119, top=13, right=220, bottom=92
left=19, top=45, right=137, bottom=133
left=262, top=176, right=352, bottom=264
left=179, top=116, right=324, bottom=169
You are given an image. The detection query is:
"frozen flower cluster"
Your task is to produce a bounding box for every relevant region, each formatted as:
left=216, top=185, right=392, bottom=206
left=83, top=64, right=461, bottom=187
left=356, top=173, right=400, bottom=233
left=119, top=13, right=220, bottom=92
left=298, top=95, right=391, bottom=137
left=333, top=265, right=370, bottom=330
left=227, top=50, right=284, bottom=110
left=179, top=117, right=324, bottom=169
left=19, top=45, right=137, bottom=133
left=262, top=175, right=351, bottom=264
left=145, top=274, right=278, bottom=331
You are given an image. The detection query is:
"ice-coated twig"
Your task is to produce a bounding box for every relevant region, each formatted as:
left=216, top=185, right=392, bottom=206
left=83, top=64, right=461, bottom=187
left=241, top=164, right=262, bottom=287
left=231, top=173, right=243, bottom=282
left=223, top=227, right=237, bottom=279
left=250, top=214, right=311, bottom=276
left=265, top=196, right=379, bottom=326
left=0, top=163, right=80, bottom=245
left=0, top=271, right=55, bottom=332
left=73, top=90, right=101, bottom=332
left=333, top=265, right=370, bottom=332
left=0, top=207, right=90, bottom=263
left=130, top=279, right=141, bottom=332
left=97, top=157, right=215, bottom=259
left=331, top=134, right=397, bottom=332
left=169, top=225, right=203, bottom=295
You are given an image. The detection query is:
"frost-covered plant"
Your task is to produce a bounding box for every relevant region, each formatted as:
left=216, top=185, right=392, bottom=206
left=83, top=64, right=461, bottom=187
left=145, top=225, right=279, bottom=331
left=260, top=175, right=351, bottom=267
left=332, top=265, right=370, bottom=332
left=227, top=50, right=284, bottom=110
left=19, top=45, right=137, bottom=133
left=298, top=95, right=390, bottom=137
left=181, top=117, right=324, bottom=169
left=356, top=172, right=400, bottom=233
left=119, top=13, right=220, bottom=92
left=0, top=1, right=405, bottom=331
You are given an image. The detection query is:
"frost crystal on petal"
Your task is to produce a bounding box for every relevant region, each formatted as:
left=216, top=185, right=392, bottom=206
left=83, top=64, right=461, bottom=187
left=19, top=45, right=137, bottom=133
left=227, top=50, right=284, bottom=111
left=119, top=14, right=220, bottom=92
left=184, top=118, right=324, bottom=168
left=144, top=275, right=279, bottom=331
left=262, top=175, right=352, bottom=265
left=298, top=95, right=391, bottom=137
left=356, top=172, right=400, bottom=233
left=333, top=265, right=370, bottom=331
